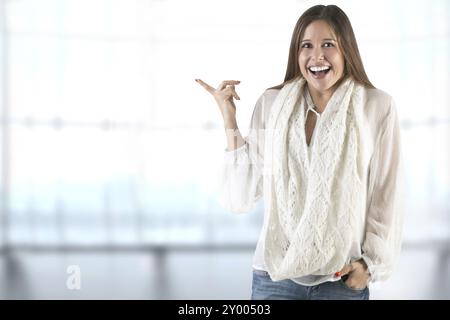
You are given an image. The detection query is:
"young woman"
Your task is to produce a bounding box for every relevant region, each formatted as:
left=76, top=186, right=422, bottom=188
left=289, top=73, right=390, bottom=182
left=195, top=4, right=403, bottom=300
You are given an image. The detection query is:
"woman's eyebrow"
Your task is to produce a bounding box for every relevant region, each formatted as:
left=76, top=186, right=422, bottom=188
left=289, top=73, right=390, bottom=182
left=301, top=38, right=336, bottom=43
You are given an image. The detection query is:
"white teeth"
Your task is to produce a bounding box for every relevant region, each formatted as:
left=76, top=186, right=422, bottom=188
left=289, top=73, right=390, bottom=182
left=309, top=66, right=331, bottom=72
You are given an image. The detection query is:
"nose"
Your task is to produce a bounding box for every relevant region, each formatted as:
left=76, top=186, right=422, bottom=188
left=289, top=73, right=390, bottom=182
left=312, top=47, right=325, bottom=61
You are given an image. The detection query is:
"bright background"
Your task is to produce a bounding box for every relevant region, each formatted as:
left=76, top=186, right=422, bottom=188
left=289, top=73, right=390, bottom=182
left=0, top=0, right=449, bottom=299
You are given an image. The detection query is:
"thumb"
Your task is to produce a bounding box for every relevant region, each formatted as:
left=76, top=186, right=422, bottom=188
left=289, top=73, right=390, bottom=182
left=335, top=263, right=354, bottom=277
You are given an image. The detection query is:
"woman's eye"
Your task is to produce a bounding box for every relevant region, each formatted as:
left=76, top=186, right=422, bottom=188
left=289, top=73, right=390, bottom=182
left=301, top=43, right=312, bottom=48
left=323, top=42, right=334, bottom=48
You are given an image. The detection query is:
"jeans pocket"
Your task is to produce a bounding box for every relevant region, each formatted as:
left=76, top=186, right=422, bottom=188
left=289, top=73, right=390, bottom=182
left=252, top=269, right=270, bottom=277
left=338, top=279, right=367, bottom=292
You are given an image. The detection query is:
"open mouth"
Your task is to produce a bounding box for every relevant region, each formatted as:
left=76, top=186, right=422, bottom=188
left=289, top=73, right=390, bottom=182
left=308, top=65, right=331, bottom=77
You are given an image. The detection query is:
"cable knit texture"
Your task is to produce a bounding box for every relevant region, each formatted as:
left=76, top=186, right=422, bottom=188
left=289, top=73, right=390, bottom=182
left=263, top=76, right=365, bottom=281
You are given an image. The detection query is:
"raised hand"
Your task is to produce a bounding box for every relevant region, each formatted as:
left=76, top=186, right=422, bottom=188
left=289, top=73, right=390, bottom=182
left=195, top=79, right=241, bottom=123
left=195, top=78, right=245, bottom=150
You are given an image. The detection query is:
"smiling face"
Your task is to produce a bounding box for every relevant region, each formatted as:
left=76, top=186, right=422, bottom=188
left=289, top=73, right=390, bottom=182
left=298, top=20, right=345, bottom=96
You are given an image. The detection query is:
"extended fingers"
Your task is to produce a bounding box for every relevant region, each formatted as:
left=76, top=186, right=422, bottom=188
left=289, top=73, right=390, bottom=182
left=195, top=79, right=241, bottom=100
left=195, top=79, right=215, bottom=94
left=217, top=80, right=241, bottom=91
left=195, top=78, right=240, bottom=93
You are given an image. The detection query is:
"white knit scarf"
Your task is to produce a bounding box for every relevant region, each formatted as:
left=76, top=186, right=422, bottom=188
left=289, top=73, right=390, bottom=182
left=263, top=76, right=365, bottom=281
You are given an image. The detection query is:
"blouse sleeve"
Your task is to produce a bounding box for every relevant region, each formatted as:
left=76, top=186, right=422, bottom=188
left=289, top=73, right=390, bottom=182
left=361, top=97, right=405, bottom=283
left=216, top=92, right=267, bottom=213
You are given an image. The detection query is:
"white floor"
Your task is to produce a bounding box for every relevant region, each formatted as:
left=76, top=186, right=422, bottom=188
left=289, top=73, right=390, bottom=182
left=0, top=248, right=448, bottom=300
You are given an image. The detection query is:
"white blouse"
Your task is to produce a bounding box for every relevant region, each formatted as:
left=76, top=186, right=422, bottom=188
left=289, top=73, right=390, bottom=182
left=217, top=85, right=404, bottom=285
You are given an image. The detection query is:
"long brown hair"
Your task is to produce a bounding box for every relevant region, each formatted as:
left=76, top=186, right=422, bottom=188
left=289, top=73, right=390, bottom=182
left=267, top=5, right=375, bottom=90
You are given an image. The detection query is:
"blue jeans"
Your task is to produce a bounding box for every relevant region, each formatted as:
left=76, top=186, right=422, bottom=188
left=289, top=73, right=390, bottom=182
left=251, top=269, right=369, bottom=300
